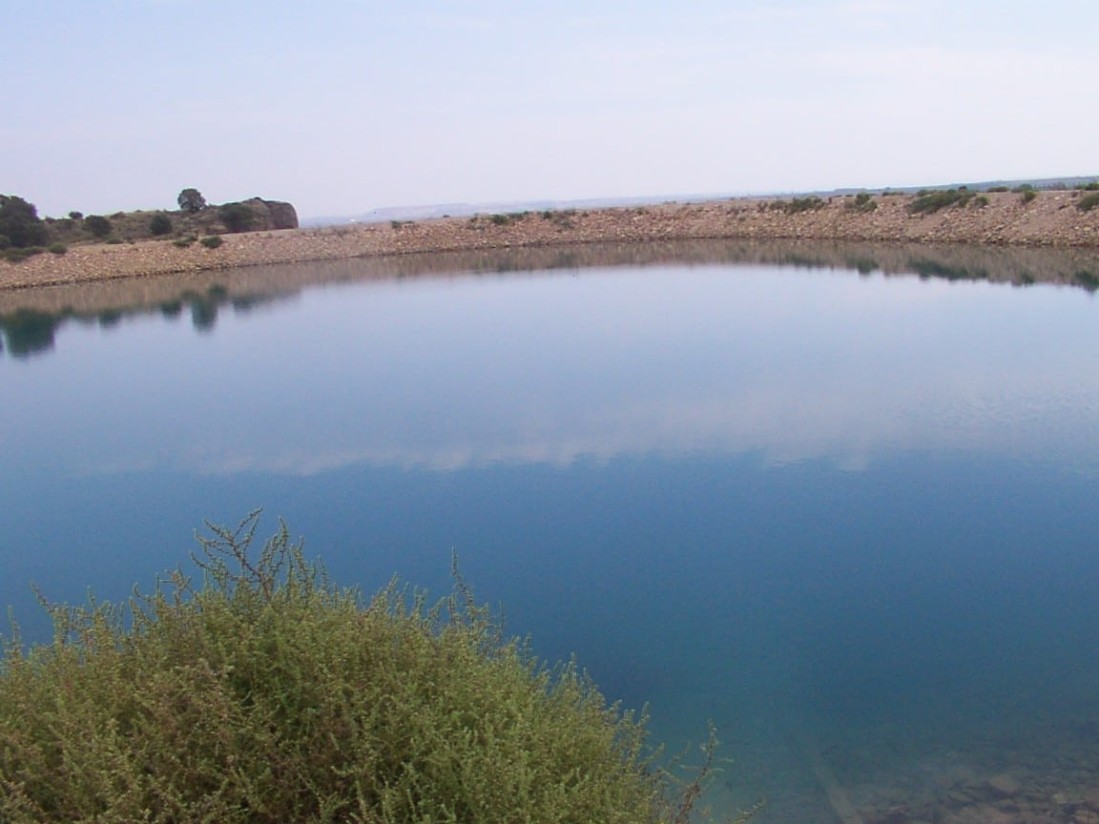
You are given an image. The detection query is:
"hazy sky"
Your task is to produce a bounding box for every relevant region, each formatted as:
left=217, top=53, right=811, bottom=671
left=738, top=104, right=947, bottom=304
left=4, top=1, right=1097, bottom=219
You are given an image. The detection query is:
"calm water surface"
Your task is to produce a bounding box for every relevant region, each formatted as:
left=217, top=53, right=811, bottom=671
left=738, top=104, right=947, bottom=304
left=3, top=244, right=1099, bottom=820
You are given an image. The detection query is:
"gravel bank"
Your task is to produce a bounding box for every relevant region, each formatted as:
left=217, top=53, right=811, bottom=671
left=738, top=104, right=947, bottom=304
left=3, top=191, right=1098, bottom=291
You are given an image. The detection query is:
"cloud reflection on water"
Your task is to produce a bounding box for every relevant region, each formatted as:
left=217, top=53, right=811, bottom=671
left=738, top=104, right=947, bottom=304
left=5, top=255, right=1096, bottom=479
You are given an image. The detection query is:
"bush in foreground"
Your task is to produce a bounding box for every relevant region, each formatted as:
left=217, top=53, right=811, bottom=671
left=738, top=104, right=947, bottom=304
left=0, top=514, right=748, bottom=823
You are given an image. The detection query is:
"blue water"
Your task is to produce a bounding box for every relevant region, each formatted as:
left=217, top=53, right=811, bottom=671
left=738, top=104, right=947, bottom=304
left=3, top=249, right=1099, bottom=820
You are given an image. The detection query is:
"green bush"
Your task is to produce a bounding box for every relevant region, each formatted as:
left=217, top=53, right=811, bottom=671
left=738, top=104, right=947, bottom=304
left=47, top=243, right=67, bottom=255
left=908, top=189, right=973, bottom=214
left=847, top=192, right=878, bottom=213
left=218, top=203, right=256, bottom=233
left=3, top=246, right=45, bottom=263
left=1077, top=192, right=1099, bottom=212
left=173, top=236, right=196, bottom=248
left=1021, top=188, right=1037, bottom=204
left=0, top=195, right=49, bottom=248
left=200, top=234, right=223, bottom=248
left=783, top=196, right=826, bottom=214
left=0, top=515, right=740, bottom=823
left=84, top=214, right=112, bottom=239
left=149, top=213, right=173, bottom=236
left=0, top=234, right=9, bottom=250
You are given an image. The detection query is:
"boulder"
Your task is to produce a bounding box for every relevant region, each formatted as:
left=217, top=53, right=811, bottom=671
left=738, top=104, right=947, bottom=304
left=237, top=197, right=299, bottom=231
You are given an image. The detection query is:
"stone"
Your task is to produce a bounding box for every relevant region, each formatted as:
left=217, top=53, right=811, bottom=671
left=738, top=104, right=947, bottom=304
left=985, top=774, right=1021, bottom=799
left=238, top=198, right=299, bottom=231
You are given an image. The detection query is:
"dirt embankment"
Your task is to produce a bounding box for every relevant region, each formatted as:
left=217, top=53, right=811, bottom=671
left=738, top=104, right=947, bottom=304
left=3, top=190, right=1097, bottom=291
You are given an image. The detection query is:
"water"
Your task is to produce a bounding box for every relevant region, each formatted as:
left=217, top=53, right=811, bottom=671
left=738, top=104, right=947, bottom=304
left=3, top=241, right=1099, bottom=821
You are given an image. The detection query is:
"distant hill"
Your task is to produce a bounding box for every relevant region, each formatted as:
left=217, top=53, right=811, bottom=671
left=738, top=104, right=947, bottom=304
left=302, top=176, right=1099, bottom=228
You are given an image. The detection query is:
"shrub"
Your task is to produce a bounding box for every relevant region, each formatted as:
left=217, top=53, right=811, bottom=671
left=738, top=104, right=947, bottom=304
left=0, top=195, right=49, bottom=248
left=47, top=243, right=67, bottom=255
left=971, top=195, right=990, bottom=208
left=149, top=213, right=173, bottom=236
left=0, top=515, right=743, bottom=823
left=783, top=196, right=826, bottom=214
left=3, top=246, right=45, bottom=263
left=908, top=189, right=972, bottom=214
left=1079, top=181, right=1099, bottom=191
left=1021, top=188, right=1037, bottom=204
left=68, top=211, right=83, bottom=220
left=1077, top=192, right=1099, bottom=212
left=84, top=214, right=112, bottom=238
left=0, top=234, right=8, bottom=250
left=847, top=192, right=878, bottom=213
left=218, top=202, right=256, bottom=233
left=200, top=234, right=223, bottom=248
left=173, top=236, right=196, bottom=248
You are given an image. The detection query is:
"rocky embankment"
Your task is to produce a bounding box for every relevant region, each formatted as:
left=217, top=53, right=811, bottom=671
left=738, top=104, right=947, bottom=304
left=3, top=190, right=1097, bottom=291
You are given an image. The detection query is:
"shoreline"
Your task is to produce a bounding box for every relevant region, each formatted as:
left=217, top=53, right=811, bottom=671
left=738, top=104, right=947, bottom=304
left=3, top=191, right=1098, bottom=292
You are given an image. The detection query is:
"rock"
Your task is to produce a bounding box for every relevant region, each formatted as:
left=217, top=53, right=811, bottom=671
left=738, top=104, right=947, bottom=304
left=238, top=197, right=299, bottom=231
left=985, top=774, right=1021, bottom=799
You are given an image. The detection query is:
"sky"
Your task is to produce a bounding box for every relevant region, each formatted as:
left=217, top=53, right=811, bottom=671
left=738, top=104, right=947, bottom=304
left=3, top=0, right=1097, bottom=220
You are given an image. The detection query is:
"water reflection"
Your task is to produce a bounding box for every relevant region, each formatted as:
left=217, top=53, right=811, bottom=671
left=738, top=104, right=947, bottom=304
left=3, top=249, right=1098, bottom=481
left=3, top=240, right=1098, bottom=360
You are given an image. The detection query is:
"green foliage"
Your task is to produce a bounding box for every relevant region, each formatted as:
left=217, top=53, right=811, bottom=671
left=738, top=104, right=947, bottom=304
left=84, top=214, right=112, bottom=239
left=0, top=514, right=741, bottom=823
left=1079, top=181, right=1099, bottom=191
left=1077, top=192, right=1099, bottom=212
left=847, top=192, right=878, bottom=213
left=971, top=195, right=990, bottom=208
left=173, top=236, right=196, bottom=248
left=1021, top=188, right=1037, bottom=204
left=218, top=202, right=256, bottom=233
left=177, top=188, right=206, bottom=213
left=200, top=235, right=223, bottom=249
left=0, top=234, right=9, bottom=250
left=4, top=246, right=46, bottom=263
left=0, top=195, right=49, bottom=249
left=68, top=211, right=83, bottom=220
left=765, top=197, right=826, bottom=215
left=784, top=196, right=826, bottom=214
left=149, top=213, right=173, bottom=236
left=47, top=243, right=67, bottom=255
left=908, top=189, right=974, bottom=214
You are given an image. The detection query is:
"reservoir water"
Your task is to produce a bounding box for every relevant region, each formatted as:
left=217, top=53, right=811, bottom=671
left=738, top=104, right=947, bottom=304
left=3, top=241, right=1099, bottom=821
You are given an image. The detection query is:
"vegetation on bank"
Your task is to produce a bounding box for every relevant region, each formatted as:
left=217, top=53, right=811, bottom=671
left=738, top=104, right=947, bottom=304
left=0, top=514, right=753, bottom=823
left=0, top=189, right=296, bottom=262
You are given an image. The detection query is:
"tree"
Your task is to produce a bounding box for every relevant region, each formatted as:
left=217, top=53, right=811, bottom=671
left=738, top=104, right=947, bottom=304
left=84, top=214, right=112, bottom=239
left=0, top=195, right=49, bottom=248
left=177, top=188, right=206, bottom=213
